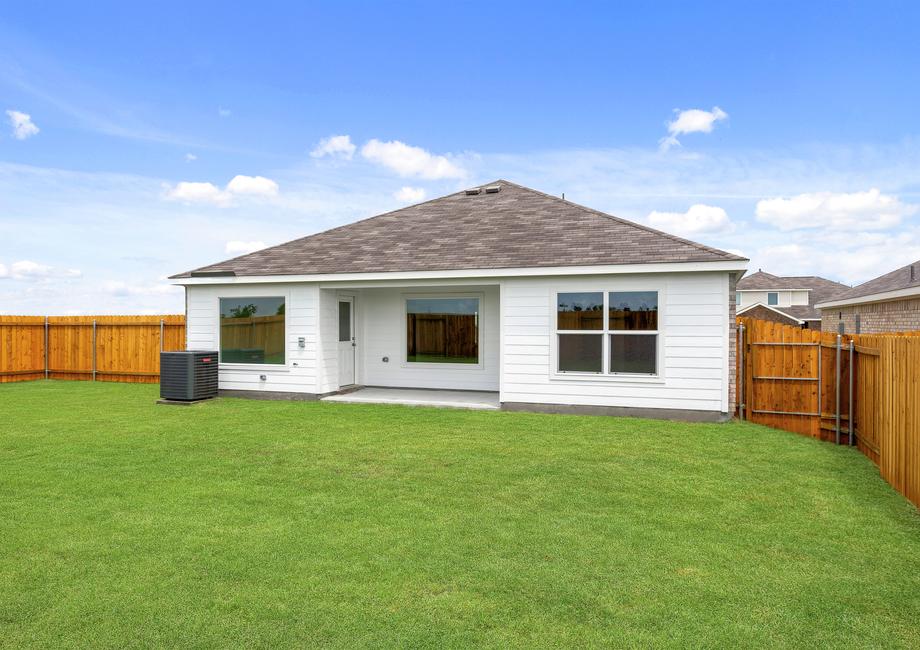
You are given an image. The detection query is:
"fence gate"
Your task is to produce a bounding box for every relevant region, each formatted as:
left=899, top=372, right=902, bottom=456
left=738, top=318, right=853, bottom=444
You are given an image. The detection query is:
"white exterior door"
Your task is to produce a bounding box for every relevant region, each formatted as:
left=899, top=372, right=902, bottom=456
left=337, top=296, right=356, bottom=387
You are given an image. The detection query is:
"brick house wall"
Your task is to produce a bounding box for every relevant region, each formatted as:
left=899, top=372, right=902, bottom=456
left=821, top=296, right=920, bottom=333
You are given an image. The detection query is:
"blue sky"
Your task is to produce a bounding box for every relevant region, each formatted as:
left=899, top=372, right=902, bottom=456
left=2, top=1, right=920, bottom=313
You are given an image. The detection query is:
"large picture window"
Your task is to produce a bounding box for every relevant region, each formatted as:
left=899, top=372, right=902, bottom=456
left=219, top=296, right=285, bottom=365
left=556, top=290, right=658, bottom=376
left=406, top=297, right=479, bottom=364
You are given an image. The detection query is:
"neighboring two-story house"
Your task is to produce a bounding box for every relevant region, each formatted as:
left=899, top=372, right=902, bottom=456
left=736, top=270, right=849, bottom=329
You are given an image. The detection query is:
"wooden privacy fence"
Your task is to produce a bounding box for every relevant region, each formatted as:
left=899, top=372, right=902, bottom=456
left=737, top=317, right=920, bottom=508
left=219, top=315, right=284, bottom=363
left=0, top=315, right=185, bottom=384
left=407, top=313, right=479, bottom=360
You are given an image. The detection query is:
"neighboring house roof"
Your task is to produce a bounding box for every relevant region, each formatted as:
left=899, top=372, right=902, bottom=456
left=737, top=302, right=804, bottom=325
left=171, top=180, right=746, bottom=279
left=736, top=270, right=850, bottom=320
left=817, top=260, right=920, bottom=308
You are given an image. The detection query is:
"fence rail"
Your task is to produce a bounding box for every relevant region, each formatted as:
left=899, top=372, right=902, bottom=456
left=0, top=315, right=185, bottom=384
left=738, top=317, right=920, bottom=509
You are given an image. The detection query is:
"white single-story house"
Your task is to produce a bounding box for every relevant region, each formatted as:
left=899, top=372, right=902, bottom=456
left=170, top=180, right=748, bottom=421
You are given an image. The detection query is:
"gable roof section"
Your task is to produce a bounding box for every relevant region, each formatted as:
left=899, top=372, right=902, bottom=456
left=736, top=270, right=850, bottom=320
left=817, top=260, right=920, bottom=308
left=737, top=302, right=805, bottom=324
left=171, top=180, right=746, bottom=279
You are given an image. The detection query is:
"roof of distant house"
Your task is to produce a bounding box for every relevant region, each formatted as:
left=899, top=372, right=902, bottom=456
left=171, top=180, right=746, bottom=279
left=737, top=270, right=850, bottom=320
left=816, top=260, right=920, bottom=308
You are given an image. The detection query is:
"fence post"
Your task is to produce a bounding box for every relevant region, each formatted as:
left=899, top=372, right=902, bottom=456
left=92, top=319, right=97, bottom=382
left=835, top=333, right=842, bottom=444
left=44, top=316, right=49, bottom=380
left=817, top=335, right=822, bottom=421
left=738, top=322, right=745, bottom=420
left=849, top=339, right=855, bottom=446
left=160, top=319, right=165, bottom=352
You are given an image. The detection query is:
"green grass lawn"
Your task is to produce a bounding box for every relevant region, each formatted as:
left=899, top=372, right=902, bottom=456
left=2, top=381, right=919, bottom=648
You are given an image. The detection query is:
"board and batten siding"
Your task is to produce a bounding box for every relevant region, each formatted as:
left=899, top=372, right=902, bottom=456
left=500, top=272, right=731, bottom=413
left=185, top=283, right=321, bottom=393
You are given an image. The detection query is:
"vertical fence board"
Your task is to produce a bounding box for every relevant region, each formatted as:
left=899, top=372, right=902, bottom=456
left=739, top=317, right=920, bottom=510
left=0, top=315, right=185, bottom=384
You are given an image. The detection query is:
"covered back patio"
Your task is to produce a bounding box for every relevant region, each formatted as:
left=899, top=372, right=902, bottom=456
left=319, top=281, right=500, bottom=395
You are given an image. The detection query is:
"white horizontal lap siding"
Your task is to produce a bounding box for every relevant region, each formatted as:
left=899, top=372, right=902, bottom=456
left=500, top=272, right=730, bottom=413
left=360, top=286, right=500, bottom=391
left=316, top=289, right=340, bottom=394
left=185, top=283, right=319, bottom=394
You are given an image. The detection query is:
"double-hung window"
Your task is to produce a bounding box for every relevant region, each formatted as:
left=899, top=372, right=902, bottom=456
left=556, top=291, right=659, bottom=376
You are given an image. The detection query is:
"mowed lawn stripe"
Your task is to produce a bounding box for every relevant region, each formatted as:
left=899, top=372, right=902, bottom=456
left=1, top=380, right=919, bottom=648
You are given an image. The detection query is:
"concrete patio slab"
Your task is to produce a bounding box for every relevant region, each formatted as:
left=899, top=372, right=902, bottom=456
left=322, top=387, right=500, bottom=410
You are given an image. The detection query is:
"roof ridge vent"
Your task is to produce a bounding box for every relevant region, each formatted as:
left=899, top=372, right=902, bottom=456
left=465, top=187, right=481, bottom=196
left=484, top=184, right=501, bottom=193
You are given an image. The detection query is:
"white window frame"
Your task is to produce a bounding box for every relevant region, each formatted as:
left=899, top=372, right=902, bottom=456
left=767, top=292, right=779, bottom=306
left=401, top=291, right=485, bottom=370
left=218, top=293, right=290, bottom=371
left=552, top=289, right=662, bottom=383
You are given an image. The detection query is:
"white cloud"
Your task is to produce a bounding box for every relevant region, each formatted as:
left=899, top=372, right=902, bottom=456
left=393, top=186, right=426, bottom=203
left=751, top=230, right=920, bottom=285
left=102, top=280, right=179, bottom=297
left=311, top=134, right=356, bottom=160
left=659, top=106, right=727, bottom=150
left=184, top=153, right=197, bottom=162
left=164, top=181, right=230, bottom=206
left=225, top=174, right=279, bottom=197
left=218, top=107, right=231, bottom=117
left=361, top=139, right=465, bottom=179
left=0, top=260, right=81, bottom=281
left=647, top=204, right=734, bottom=236
left=755, top=188, right=916, bottom=231
left=6, top=109, right=40, bottom=140
left=225, top=240, right=266, bottom=255
left=164, top=175, right=279, bottom=206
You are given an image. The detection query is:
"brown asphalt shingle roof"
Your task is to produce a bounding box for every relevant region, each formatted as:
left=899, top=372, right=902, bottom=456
left=171, top=180, right=746, bottom=278
left=737, top=270, right=850, bottom=320
left=818, top=260, right=920, bottom=304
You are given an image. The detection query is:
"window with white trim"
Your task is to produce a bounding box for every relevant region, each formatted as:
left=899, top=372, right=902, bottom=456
left=556, top=291, right=659, bottom=375
left=406, top=297, right=480, bottom=364
left=219, top=296, right=286, bottom=365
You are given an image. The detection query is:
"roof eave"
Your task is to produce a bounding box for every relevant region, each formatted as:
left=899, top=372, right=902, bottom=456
left=816, top=284, right=920, bottom=309
left=171, top=259, right=749, bottom=285
left=737, top=302, right=804, bottom=324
